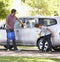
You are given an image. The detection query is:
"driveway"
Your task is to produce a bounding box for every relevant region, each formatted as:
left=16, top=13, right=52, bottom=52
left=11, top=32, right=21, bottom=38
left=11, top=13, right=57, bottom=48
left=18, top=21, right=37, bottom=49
left=0, top=46, right=60, bottom=58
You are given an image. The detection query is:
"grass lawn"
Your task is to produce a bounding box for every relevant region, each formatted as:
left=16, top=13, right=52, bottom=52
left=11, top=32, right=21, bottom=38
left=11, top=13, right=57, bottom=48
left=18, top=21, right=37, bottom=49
left=0, top=56, right=60, bottom=62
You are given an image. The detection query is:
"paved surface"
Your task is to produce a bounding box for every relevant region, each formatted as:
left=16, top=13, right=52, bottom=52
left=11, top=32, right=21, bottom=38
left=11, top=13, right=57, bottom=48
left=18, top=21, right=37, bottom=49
left=0, top=47, right=60, bottom=58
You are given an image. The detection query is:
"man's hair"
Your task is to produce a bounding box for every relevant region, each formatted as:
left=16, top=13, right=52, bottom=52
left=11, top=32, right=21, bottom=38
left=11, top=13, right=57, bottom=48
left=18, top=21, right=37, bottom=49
left=11, top=9, right=16, bottom=13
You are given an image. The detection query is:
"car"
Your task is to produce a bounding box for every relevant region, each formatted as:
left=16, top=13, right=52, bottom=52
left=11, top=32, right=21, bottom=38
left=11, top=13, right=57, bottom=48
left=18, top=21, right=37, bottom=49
left=0, top=16, right=60, bottom=51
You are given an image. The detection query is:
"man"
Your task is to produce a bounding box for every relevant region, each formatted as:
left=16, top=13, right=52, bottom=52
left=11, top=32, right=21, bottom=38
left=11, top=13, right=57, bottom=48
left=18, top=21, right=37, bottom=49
left=6, top=9, right=23, bottom=51
left=36, top=24, right=52, bottom=52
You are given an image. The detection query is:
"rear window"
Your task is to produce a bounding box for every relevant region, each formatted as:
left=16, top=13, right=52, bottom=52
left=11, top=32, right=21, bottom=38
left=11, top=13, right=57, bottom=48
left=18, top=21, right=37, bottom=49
left=38, top=18, right=57, bottom=26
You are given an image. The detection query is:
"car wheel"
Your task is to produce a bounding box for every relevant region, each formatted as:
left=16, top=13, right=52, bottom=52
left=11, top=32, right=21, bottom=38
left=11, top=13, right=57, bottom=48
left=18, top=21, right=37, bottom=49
left=37, top=37, right=48, bottom=51
left=52, top=46, right=60, bottom=51
left=4, top=45, right=13, bottom=50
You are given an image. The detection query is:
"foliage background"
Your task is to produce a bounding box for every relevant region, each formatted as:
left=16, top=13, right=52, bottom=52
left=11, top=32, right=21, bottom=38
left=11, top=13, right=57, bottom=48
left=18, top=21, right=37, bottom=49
left=24, top=0, right=60, bottom=16
left=0, top=0, right=60, bottom=19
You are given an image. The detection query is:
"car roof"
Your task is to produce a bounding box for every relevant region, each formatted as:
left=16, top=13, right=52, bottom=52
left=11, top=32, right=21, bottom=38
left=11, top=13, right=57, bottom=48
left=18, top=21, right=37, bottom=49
left=19, top=16, right=60, bottom=19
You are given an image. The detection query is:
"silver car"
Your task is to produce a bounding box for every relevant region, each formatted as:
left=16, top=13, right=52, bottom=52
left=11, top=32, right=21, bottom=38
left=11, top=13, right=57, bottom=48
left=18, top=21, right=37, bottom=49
left=0, top=16, right=60, bottom=51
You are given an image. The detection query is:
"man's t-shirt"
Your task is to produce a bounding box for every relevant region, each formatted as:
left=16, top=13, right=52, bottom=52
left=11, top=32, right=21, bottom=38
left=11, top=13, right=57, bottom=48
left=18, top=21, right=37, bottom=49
left=6, top=14, right=17, bottom=29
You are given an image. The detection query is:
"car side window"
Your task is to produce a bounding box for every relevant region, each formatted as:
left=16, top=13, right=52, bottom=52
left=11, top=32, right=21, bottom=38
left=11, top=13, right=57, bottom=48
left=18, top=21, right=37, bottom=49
left=18, top=18, right=37, bottom=28
left=26, top=21, right=31, bottom=28
left=38, top=18, right=57, bottom=26
left=26, top=19, right=37, bottom=28
left=14, top=20, right=22, bottom=29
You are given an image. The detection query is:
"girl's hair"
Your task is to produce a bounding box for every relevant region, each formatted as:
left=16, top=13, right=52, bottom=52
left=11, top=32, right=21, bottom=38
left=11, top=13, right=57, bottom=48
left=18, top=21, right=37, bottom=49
left=35, top=24, right=40, bottom=27
left=35, top=24, right=42, bottom=27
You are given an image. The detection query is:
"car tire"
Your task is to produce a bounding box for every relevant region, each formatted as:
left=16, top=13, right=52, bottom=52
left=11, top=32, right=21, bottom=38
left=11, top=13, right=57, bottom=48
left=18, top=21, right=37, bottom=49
left=37, top=37, right=48, bottom=51
left=52, top=46, right=60, bottom=51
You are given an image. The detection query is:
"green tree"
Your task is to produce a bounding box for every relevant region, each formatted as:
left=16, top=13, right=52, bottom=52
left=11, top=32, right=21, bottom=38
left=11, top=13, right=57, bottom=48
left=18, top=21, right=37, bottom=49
left=0, top=0, right=11, bottom=19
left=24, top=0, right=60, bottom=16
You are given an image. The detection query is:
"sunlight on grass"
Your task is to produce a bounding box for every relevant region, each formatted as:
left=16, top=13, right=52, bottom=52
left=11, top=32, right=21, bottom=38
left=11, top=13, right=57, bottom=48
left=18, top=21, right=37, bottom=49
left=38, top=59, right=56, bottom=62
left=18, top=46, right=38, bottom=50
left=0, top=57, right=59, bottom=62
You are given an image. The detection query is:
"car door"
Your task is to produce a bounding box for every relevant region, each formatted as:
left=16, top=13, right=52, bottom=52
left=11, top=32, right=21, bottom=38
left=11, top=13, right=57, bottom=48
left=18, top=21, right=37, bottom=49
left=38, top=18, right=58, bottom=45
left=14, top=18, right=40, bottom=46
left=0, top=22, right=7, bottom=45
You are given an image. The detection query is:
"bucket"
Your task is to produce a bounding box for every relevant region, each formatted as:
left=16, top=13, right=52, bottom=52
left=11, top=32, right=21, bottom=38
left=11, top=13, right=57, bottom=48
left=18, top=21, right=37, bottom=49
left=7, top=31, right=15, bottom=40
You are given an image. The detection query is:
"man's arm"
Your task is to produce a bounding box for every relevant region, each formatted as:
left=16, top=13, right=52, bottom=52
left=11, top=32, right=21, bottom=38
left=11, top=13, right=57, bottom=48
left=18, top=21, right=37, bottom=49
left=16, top=17, right=23, bottom=25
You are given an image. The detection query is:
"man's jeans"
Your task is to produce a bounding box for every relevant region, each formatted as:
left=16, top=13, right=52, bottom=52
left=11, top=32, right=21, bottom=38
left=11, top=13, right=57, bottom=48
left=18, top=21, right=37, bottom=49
left=6, top=29, right=17, bottom=50
left=42, top=34, right=52, bottom=51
